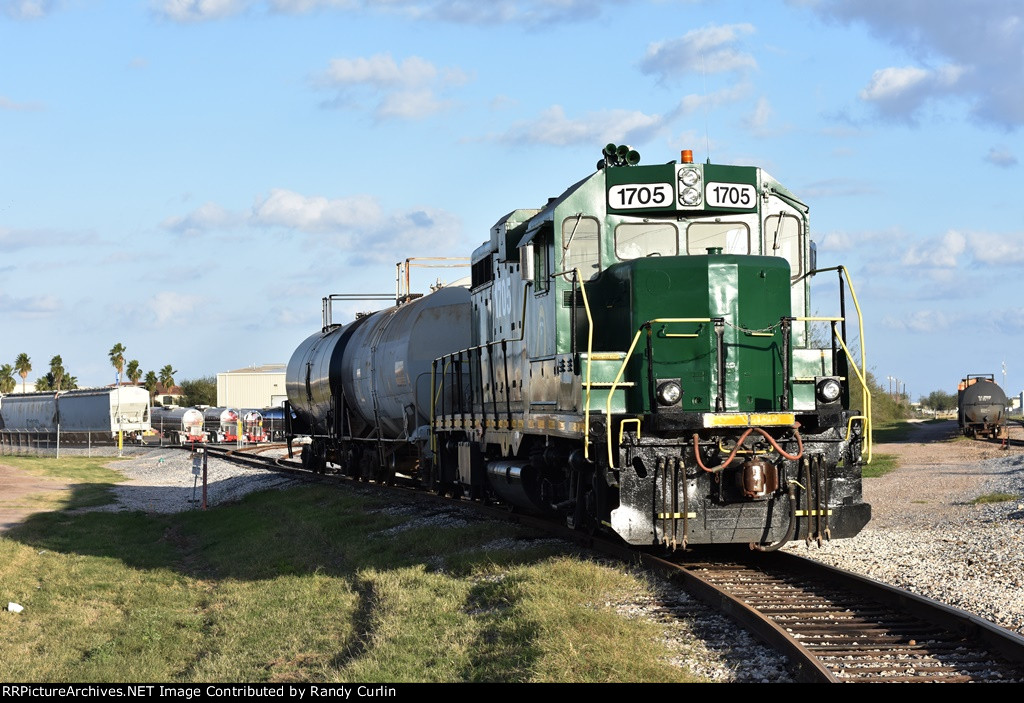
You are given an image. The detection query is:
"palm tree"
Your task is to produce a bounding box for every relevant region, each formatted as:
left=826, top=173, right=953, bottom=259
left=49, top=355, right=65, bottom=391
left=14, top=353, right=31, bottom=393
left=144, top=371, right=159, bottom=401
left=35, top=374, right=53, bottom=391
left=126, top=359, right=142, bottom=385
left=109, top=343, right=126, bottom=385
left=0, top=364, right=15, bottom=394
left=158, top=364, right=177, bottom=392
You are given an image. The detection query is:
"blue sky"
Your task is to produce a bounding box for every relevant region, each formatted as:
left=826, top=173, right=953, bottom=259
left=1, top=0, right=1021, bottom=402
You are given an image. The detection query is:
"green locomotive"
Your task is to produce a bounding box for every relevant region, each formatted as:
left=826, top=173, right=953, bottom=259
left=429, top=145, right=872, bottom=549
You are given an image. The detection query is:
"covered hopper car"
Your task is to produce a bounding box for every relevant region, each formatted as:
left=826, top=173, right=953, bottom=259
left=0, top=386, right=151, bottom=442
left=286, top=145, right=873, bottom=550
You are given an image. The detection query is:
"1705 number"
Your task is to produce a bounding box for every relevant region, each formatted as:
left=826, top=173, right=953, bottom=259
left=705, top=182, right=756, bottom=208
left=608, top=183, right=671, bottom=209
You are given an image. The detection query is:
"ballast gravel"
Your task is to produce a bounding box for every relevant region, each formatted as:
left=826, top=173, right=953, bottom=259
left=57, top=419, right=1024, bottom=681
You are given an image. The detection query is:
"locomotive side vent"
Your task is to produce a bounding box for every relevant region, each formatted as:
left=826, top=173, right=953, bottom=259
left=562, top=290, right=585, bottom=308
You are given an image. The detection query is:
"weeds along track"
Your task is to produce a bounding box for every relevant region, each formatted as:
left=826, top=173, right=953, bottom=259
left=176, top=443, right=1024, bottom=683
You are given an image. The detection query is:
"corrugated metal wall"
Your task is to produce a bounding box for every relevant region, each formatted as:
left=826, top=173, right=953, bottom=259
left=217, top=367, right=287, bottom=409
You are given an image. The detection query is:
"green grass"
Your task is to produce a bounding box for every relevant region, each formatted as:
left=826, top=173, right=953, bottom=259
left=0, top=459, right=704, bottom=683
left=970, top=493, right=1018, bottom=505
left=871, top=420, right=918, bottom=443
left=862, top=453, right=898, bottom=478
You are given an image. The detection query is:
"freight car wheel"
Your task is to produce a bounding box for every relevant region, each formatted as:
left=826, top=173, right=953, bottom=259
left=308, top=439, right=328, bottom=474
left=374, top=453, right=397, bottom=485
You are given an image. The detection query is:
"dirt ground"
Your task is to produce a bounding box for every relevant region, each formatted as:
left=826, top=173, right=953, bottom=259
left=865, top=418, right=1019, bottom=528
left=0, top=464, right=74, bottom=532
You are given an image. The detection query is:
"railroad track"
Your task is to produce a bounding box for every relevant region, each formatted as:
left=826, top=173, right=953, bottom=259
left=651, top=550, right=1024, bottom=682
left=177, top=443, right=1024, bottom=682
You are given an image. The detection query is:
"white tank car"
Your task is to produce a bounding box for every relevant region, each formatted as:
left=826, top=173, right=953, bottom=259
left=286, top=283, right=471, bottom=472
left=202, top=407, right=240, bottom=442
left=0, top=386, right=151, bottom=440
left=150, top=406, right=207, bottom=443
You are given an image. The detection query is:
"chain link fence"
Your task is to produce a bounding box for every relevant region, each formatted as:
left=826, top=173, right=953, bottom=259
left=0, top=430, right=152, bottom=458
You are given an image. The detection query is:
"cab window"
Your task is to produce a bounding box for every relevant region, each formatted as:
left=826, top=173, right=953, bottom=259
left=562, top=216, right=601, bottom=279
left=614, top=222, right=678, bottom=260
left=686, top=222, right=750, bottom=255
left=764, top=214, right=802, bottom=278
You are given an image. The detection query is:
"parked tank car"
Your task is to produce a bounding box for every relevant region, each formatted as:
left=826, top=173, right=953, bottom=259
left=260, top=406, right=285, bottom=441
left=150, top=406, right=207, bottom=444
left=242, top=410, right=268, bottom=442
left=287, top=284, right=472, bottom=479
left=203, top=407, right=240, bottom=443
left=0, top=387, right=151, bottom=442
left=286, top=146, right=873, bottom=550
left=958, top=374, right=1007, bottom=439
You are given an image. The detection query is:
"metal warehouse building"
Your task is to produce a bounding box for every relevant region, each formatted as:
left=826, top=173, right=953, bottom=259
left=216, top=364, right=287, bottom=409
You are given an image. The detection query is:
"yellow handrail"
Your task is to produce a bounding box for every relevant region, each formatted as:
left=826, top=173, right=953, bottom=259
left=832, top=322, right=872, bottom=463
left=575, top=268, right=596, bottom=460
left=604, top=318, right=715, bottom=469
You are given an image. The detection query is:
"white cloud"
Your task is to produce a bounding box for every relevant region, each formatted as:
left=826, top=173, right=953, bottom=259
left=882, top=309, right=959, bottom=333
left=0, top=227, right=94, bottom=250
left=376, top=89, right=453, bottom=119
left=494, top=105, right=665, bottom=146
left=146, top=291, right=204, bottom=326
left=640, top=23, right=757, bottom=82
left=965, top=232, right=1024, bottom=265
left=161, top=189, right=463, bottom=264
left=151, top=0, right=626, bottom=24
left=810, top=0, right=1024, bottom=127
left=161, top=202, right=238, bottom=236
left=153, top=0, right=250, bottom=22
left=317, top=53, right=468, bottom=121
left=0, top=291, right=60, bottom=317
left=269, top=0, right=355, bottom=11
left=984, top=146, right=1018, bottom=168
left=901, top=230, right=966, bottom=268
left=672, top=82, right=753, bottom=118
left=370, top=0, right=615, bottom=26
left=1, top=0, right=54, bottom=19
left=859, top=66, right=930, bottom=102
left=250, top=190, right=381, bottom=232
left=857, top=64, right=966, bottom=121
left=0, top=96, right=43, bottom=111
left=324, top=54, right=438, bottom=86
left=896, top=229, right=1024, bottom=269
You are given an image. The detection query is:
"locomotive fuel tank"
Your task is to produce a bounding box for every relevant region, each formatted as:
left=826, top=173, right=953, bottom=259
left=287, top=284, right=472, bottom=440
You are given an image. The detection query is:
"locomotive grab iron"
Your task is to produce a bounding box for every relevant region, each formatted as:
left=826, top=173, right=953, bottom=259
left=286, top=146, right=873, bottom=550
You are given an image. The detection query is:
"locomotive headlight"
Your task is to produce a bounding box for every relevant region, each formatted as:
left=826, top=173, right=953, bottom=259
left=816, top=378, right=842, bottom=404
left=657, top=381, right=682, bottom=406
left=680, top=187, right=701, bottom=206
left=680, top=168, right=701, bottom=187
